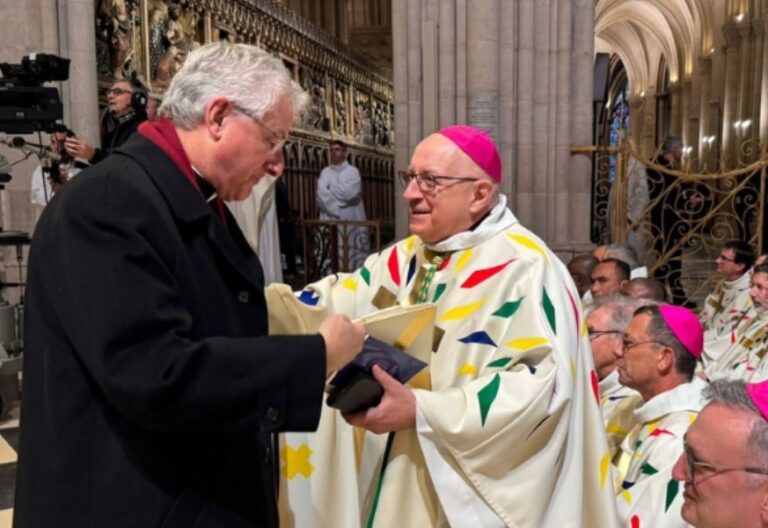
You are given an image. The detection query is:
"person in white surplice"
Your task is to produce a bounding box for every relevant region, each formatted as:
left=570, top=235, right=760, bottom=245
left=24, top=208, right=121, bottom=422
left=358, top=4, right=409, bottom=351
left=316, top=140, right=369, bottom=270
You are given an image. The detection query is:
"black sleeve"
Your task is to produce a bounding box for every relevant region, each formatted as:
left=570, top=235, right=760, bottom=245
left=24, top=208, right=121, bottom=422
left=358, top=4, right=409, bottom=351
left=29, top=163, right=326, bottom=434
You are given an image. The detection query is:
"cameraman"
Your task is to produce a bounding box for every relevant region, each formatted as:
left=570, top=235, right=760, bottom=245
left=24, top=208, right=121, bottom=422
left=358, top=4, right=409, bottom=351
left=30, top=126, right=84, bottom=211
left=63, top=78, right=147, bottom=164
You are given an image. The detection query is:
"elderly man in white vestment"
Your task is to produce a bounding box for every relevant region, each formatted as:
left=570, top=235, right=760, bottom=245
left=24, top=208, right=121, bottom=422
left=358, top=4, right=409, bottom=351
left=672, top=379, right=768, bottom=528
left=613, top=304, right=708, bottom=527
left=273, top=125, right=619, bottom=527
left=587, top=294, right=646, bottom=456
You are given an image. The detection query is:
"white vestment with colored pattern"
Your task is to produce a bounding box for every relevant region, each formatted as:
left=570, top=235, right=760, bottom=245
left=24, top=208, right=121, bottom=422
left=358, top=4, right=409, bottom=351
left=716, top=307, right=768, bottom=381
left=271, top=196, right=619, bottom=527
left=613, top=378, right=707, bottom=528
left=699, top=273, right=752, bottom=342
left=600, top=370, right=643, bottom=457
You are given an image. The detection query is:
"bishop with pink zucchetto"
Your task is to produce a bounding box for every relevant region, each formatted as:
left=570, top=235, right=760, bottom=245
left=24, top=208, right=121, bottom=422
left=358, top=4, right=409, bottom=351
left=271, top=125, right=620, bottom=527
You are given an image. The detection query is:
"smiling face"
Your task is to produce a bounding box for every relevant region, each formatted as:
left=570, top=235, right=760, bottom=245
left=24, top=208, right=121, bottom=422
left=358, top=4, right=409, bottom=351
left=402, top=134, right=494, bottom=244
left=203, top=95, right=292, bottom=201
left=672, top=403, right=768, bottom=528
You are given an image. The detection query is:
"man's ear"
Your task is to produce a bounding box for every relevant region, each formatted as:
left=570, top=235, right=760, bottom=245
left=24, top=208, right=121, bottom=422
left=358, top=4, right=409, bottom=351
left=657, top=346, right=675, bottom=374
left=469, top=180, right=495, bottom=214
left=203, top=97, right=232, bottom=140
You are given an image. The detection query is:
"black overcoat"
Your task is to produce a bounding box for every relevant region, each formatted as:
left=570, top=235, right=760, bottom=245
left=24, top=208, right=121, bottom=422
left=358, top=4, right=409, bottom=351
left=14, top=134, right=326, bottom=527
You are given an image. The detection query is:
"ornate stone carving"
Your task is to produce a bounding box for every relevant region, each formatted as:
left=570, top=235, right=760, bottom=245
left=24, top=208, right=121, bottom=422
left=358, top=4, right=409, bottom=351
left=96, top=0, right=139, bottom=79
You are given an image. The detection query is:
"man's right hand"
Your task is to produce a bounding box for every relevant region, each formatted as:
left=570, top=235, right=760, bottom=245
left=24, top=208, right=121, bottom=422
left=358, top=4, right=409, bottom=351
left=64, top=137, right=96, bottom=162
left=319, top=314, right=365, bottom=374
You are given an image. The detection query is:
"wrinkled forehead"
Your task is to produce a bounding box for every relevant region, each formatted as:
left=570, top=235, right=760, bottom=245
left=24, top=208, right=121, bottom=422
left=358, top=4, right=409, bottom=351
left=409, top=134, right=476, bottom=175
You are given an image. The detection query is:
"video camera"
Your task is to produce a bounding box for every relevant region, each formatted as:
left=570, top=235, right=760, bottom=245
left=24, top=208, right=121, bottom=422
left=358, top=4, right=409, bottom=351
left=0, top=53, right=70, bottom=134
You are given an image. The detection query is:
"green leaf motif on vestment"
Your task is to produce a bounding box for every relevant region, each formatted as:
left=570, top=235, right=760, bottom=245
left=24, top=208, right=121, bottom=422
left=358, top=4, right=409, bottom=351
left=477, top=373, right=501, bottom=426
left=433, top=283, right=447, bottom=303
left=542, top=289, right=556, bottom=334
left=361, top=267, right=371, bottom=286
left=640, top=462, right=658, bottom=475
left=492, top=298, right=524, bottom=318
left=487, top=357, right=513, bottom=368
left=665, top=479, right=680, bottom=512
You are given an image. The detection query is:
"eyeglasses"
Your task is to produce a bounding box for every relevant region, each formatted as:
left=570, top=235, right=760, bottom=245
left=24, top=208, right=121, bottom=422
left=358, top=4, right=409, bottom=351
left=717, top=254, right=736, bottom=263
left=682, top=442, right=768, bottom=486
left=398, top=170, right=478, bottom=191
left=621, top=337, right=664, bottom=352
left=232, top=105, right=288, bottom=154
left=588, top=329, right=622, bottom=341
left=107, top=87, right=133, bottom=96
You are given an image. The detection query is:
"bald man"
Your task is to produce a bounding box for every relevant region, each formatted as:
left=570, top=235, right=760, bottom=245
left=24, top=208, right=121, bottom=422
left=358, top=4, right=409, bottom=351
left=621, top=277, right=667, bottom=302
left=568, top=253, right=599, bottom=297
left=273, top=126, right=619, bottom=527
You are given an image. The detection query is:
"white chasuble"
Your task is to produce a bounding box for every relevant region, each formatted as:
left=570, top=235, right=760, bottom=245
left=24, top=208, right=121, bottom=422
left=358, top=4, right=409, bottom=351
left=270, top=197, right=619, bottom=527
left=614, top=378, right=706, bottom=528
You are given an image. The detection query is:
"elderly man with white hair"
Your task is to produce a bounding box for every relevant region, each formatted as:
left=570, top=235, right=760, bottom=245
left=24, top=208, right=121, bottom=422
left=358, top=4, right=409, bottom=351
left=15, top=42, right=365, bottom=528
left=274, top=126, right=619, bottom=527
left=673, top=379, right=768, bottom=527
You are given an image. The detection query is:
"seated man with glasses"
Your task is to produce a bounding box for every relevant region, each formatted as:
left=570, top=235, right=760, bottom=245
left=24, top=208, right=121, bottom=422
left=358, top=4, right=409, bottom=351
left=64, top=78, right=148, bottom=164
left=612, top=304, right=708, bottom=528
left=672, top=379, right=768, bottom=528
left=700, top=241, right=755, bottom=343
left=587, top=294, right=648, bottom=456
left=275, top=125, right=619, bottom=527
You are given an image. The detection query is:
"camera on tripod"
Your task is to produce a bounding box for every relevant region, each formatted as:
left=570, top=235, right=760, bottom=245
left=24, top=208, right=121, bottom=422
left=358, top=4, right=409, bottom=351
left=0, top=53, right=70, bottom=133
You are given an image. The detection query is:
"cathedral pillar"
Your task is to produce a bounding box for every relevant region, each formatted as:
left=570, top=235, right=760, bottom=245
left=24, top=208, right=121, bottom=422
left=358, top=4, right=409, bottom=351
left=392, top=0, right=595, bottom=252
left=722, top=24, right=743, bottom=168
left=668, top=83, right=682, bottom=136
left=737, top=23, right=754, bottom=155
left=759, top=16, right=768, bottom=144
left=751, top=20, right=764, bottom=149
left=697, top=57, right=715, bottom=170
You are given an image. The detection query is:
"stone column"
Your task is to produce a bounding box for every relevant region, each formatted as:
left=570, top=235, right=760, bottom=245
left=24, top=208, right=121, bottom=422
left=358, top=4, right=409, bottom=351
left=751, top=20, right=763, bottom=148
left=722, top=24, right=743, bottom=168
left=392, top=0, right=595, bottom=252
left=737, top=23, right=754, bottom=156
left=759, top=17, right=768, bottom=144
left=698, top=57, right=714, bottom=170
left=668, top=83, right=683, bottom=136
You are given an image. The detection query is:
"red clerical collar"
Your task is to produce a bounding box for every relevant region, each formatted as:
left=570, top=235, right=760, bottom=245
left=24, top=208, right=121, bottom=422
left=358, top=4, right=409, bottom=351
left=138, top=118, right=226, bottom=224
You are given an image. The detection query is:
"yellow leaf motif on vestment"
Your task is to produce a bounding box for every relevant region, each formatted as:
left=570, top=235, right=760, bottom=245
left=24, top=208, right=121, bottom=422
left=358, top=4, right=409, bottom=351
left=621, top=490, right=632, bottom=505
left=688, top=412, right=698, bottom=425
left=504, top=337, right=548, bottom=350
left=606, top=424, right=628, bottom=435
left=507, top=233, right=549, bottom=263
left=280, top=444, right=314, bottom=480
left=600, top=452, right=611, bottom=489
left=343, top=278, right=358, bottom=291
left=439, top=299, right=486, bottom=321
left=458, top=364, right=478, bottom=376
left=405, top=235, right=416, bottom=252
left=454, top=248, right=473, bottom=273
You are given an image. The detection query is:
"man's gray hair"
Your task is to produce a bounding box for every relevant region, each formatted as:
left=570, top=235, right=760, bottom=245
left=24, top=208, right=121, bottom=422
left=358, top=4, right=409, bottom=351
left=705, top=380, right=768, bottom=483
left=589, top=294, right=653, bottom=331
left=159, top=42, right=308, bottom=129
left=633, top=305, right=696, bottom=380
left=604, top=244, right=639, bottom=269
